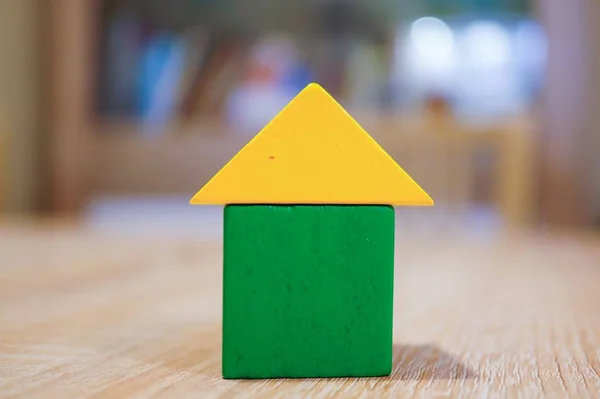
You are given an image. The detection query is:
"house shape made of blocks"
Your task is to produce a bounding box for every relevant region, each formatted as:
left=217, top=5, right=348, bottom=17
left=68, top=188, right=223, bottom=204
left=190, top=83, right=433, bottom=379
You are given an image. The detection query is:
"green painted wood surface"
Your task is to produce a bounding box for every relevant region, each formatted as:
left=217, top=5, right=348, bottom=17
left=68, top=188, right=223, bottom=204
left=223, top=205, right=395, bottom=379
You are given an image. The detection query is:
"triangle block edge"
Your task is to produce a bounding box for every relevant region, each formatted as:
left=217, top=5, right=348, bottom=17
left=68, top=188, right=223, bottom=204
left=189, top=83, right=434, bottom=206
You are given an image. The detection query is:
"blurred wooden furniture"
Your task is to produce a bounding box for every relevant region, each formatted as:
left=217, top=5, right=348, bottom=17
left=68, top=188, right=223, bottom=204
left=49, top=0, right=600, bottom=229
left=0, top=118, right=4, bottom=212
left=364, top=114, right=536, bottom=229
left=1, top=223, right=599, bottom=397
left=0, top=0, right=40, bottom=214
left=0, top=113, right=12, bottom=213
left=538, top=0, right=600, bottom=227
left=58, top=114, right=536, bottom=228
left=0, top=126, right=4, bottom=212
left=47, top=1, right=536, bottom=229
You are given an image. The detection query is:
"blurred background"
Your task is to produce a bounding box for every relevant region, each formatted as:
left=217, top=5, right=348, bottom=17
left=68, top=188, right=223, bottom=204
left=0, top=0, right=599, bottom=234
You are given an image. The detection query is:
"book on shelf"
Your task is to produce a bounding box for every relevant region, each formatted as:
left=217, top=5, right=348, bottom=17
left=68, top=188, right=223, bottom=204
left=99, top=14, right=251, bottom=133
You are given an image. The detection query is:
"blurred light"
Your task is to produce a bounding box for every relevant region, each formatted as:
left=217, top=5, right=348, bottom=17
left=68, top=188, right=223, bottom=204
left=409, top=17, right=454, bottom=64
left=514, top=20, right=548, bottom=71
left=461, top=21, right=512, bottom=69
left=404, top=17, right=455, bottom=91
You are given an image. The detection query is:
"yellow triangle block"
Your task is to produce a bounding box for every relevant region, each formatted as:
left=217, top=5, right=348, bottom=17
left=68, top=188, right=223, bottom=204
left=190, top=83, right=433, bottom=206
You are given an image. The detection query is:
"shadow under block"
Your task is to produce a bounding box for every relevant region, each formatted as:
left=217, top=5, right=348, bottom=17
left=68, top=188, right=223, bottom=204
left=223, top=205, right=395, bottom=379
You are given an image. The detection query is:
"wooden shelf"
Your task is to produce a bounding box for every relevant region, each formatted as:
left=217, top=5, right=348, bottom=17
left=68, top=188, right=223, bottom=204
left=85, top=114, right=536, bottom=228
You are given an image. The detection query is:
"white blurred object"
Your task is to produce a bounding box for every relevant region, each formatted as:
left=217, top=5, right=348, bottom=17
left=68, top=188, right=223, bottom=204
left=455, top=20, right=522, bottom=121
left=514, top=20, right=548, bottom=77
left=395, top=16, right=547, bottom=122
left=227, top=83, right=294, bottom=134
left=410, top=17, right=455, bottom=63
left=461, top=21, right=512, bottom=69
left=404, top=17, right=456, bottom=92
left=226, top=36, right=298, bottom=134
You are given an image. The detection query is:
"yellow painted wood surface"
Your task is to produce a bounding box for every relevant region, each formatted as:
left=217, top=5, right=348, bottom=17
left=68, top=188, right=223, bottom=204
left=190, top=84, right=432, bottom=206
left=1, top=222, right=600, bottom=397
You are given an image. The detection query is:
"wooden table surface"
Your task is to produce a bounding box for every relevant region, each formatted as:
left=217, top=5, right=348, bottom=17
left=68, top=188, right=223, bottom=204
left=1, top=223, right=600, bottom=398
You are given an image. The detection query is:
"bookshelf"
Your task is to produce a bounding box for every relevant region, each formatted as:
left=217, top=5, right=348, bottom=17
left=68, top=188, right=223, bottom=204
left=47, top=0, right=541, bottom=229
left=48, top=0, right=400, bottom=211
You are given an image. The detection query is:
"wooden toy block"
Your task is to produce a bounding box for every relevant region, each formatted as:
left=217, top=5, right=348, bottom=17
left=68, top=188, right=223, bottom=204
left=223, top=205, right=394, bottom=379
left=190, top=83, right=433, bottom=206
left=190, top=82, right=433, bottom=379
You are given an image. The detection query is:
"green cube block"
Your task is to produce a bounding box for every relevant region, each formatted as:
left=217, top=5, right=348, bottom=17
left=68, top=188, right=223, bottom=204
left=223, top=205, right=394, bottom=379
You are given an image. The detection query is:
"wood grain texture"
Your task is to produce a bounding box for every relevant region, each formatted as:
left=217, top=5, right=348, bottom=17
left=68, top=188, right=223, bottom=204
left=223, top=205, right=394, bottom=378
left=1, top=223, right=600, bottom=398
